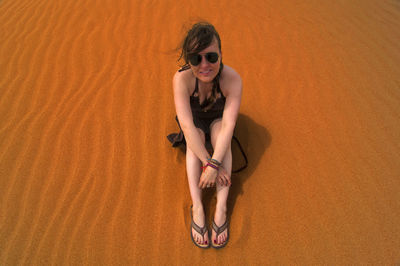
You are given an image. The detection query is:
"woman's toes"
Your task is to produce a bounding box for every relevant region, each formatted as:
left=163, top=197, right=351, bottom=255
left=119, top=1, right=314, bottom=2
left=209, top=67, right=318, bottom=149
left=217, top=232, right=226, bottom=245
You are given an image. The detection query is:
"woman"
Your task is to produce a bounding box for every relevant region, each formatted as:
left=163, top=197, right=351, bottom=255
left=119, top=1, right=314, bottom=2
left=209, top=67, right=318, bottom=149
left=170, top=22, right=242, bottom=249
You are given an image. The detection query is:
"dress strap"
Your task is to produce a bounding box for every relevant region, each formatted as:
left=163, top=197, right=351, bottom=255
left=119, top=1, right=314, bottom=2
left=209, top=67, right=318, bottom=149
left=191, top=78, right=199, bottom=97
left=216, top=80, right=225, bottom=98
left=178, top=64, right=191, bottom=72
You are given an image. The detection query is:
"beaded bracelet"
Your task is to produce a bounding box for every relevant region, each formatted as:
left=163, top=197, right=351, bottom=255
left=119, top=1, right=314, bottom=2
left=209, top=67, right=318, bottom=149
left=209, top=158, right=222, bottom=166
left=206, top=162, right=219, bottom=171
left=201, top=163, right=220, bottom=172
left=206, top=158, right=221, bottom=170
left=205, top=161, right=218, bottom=169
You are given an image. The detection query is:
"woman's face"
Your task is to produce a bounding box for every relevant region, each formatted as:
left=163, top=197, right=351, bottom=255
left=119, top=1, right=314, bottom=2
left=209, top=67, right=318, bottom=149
left=189, top=37, right=221, bottom=83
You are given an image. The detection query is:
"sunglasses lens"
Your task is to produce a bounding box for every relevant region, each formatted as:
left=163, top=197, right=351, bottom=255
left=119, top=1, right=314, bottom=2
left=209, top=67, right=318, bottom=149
left=189, top=54, right=201, bottom=66
left=206, top=52, right=219, bottom=63
left=188, top=52, right=219, bottom=66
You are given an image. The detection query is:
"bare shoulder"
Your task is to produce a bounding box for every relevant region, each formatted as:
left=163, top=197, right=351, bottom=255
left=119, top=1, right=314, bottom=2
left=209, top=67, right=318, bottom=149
left=173, top=69, right=194, bottom=95
left=220, top=65, right=242, bottom=97
left=221, top=65, right=241, bottom=80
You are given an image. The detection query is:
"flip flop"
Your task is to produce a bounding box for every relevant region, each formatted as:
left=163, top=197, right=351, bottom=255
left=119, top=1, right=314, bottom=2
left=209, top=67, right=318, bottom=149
left=190, top=206, right=210, bottom=249
left=211, top=219, right=229, bottom=249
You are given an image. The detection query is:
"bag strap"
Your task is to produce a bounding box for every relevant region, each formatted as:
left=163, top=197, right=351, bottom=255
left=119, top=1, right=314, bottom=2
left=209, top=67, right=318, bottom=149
left=232, top=135, right=248, bottom=173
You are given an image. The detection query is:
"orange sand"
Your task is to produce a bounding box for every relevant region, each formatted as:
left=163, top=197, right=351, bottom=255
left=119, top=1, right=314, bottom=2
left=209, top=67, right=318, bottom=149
left=1, top=0, right=400, bottom=264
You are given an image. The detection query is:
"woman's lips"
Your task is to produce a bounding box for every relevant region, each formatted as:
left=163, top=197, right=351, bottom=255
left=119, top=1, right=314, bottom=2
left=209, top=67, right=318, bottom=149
left=199, top=70, right=212, bottom=76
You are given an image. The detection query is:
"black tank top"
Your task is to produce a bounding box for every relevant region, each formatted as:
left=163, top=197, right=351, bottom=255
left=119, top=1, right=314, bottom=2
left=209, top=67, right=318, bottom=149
left=190, top=78, right=226, bottom=119
left=167, top=68, right=248, bottom=173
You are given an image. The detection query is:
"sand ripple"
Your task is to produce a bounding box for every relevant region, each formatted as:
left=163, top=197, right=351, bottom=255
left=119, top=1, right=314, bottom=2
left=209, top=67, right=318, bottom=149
left=1, top=0, right=400, bottom=264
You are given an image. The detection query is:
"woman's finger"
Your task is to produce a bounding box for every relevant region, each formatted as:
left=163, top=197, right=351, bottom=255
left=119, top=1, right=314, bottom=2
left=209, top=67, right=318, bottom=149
left=219, top=168, right=229, bottom=185
left=217, top=176, right=223, bottom=186
left=216, top=175, right=221, bottom=186
left=218, top=173, right=226, bottom=186
left=225, top=175, right=231, bottom=186
left=225, top=174, right=231, bottom=186
left=224, top=176, right=229, bottom=186
left=199, top=177, right=205, bottom=188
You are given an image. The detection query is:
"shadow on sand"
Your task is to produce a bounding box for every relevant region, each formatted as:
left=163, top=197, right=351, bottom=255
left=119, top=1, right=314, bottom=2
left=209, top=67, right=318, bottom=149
left=202, top=113, right=271, bottom=223
left=168, top=113, right=271, bottom=228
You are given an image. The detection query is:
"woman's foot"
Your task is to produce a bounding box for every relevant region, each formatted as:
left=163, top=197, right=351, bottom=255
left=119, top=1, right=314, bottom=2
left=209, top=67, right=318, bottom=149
left=191, top=205, right=209, bottom=248
left=211, top=205, right=229, bottom=248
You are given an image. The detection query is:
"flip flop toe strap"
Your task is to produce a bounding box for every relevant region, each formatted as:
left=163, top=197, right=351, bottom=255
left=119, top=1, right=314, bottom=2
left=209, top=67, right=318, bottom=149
left=192, top=220, right=207, bottom=238
left=212, top=220, right=228, bottom=239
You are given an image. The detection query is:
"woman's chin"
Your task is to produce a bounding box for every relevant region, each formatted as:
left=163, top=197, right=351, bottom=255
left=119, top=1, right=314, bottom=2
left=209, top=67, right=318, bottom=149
left=197, top=74, right=217, bottom=83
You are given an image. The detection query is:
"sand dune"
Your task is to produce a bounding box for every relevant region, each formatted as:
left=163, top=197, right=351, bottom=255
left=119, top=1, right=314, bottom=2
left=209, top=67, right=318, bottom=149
left=1, top=0, right=399, bottom=264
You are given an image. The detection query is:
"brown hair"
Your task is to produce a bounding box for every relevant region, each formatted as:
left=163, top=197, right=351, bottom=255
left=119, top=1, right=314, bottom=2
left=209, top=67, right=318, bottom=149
left=178, top=22, right=224, bottom=111
left=179, top=22, right=222, bottom=64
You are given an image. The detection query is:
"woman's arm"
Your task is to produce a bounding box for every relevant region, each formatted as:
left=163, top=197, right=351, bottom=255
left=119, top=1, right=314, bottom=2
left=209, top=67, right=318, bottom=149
left=198, top=69, right=242, bottom=189
left=173, top=71, right=210, bottom=165
left=211, top=70, right=242, bottom=163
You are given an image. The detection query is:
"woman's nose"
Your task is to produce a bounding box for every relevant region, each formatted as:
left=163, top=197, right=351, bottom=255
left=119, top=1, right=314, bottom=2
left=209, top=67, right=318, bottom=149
left=199, top=56, right=211, bottom=67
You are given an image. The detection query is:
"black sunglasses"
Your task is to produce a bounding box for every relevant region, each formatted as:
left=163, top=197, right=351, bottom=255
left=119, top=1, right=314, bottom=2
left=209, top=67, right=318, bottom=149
left=188, top=52, right=219, bottom=66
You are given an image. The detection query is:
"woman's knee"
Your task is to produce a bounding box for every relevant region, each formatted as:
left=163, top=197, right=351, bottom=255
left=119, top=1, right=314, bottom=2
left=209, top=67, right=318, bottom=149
left=210, top=121, right=232, bottom=156
left=210, top=120, right=229, bottom=148
left=186, top=128, right=206, bottom=155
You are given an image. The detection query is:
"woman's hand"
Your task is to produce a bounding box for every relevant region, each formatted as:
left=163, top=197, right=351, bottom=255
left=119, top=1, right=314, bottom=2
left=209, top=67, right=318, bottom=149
left=198, top=166, right=218, bottom=189
left=217, top=166, right=231, bottom=186
left=198, top=165, right=231, bottom=188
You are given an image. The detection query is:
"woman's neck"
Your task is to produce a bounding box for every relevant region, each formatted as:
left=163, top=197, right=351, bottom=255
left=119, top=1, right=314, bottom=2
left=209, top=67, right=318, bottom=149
left=197, top=79, right=213, bottom=92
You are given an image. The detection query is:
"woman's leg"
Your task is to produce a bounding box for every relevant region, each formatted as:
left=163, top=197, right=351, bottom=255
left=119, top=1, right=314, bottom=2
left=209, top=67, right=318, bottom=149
left=186, top=128, right=209, bottom=245
left=210, top=120, right=232, bottom=245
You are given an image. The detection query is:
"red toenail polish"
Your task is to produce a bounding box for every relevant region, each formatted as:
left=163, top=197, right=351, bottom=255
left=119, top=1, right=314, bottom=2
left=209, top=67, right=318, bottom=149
left=214, top=240, right=217, bottom=244
left=205, top=241, right=208, bottom=244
